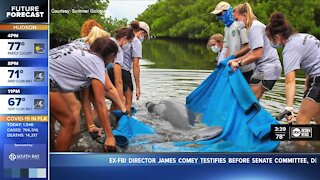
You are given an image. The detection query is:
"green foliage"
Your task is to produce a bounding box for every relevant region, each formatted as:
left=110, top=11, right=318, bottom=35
left=104, top=17, right=129, bottom=35
left=50, top=0, right=128, bottom=39
left=137, top=0, right=320, bottom=40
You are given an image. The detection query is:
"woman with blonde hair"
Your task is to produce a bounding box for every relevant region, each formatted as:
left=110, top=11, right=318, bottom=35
left=229, top=2, right=282, bottom=100
left=207, top=33, right=227, bottom=65
left=50, top=37, right=118, bottom=151
left=73, top=19, right=110, bottom=48
left=55, top=20, right=108, bottom=135
left=54, top=25, right=111, bottom=136
left=52, top=23, right=125, bottom=140
left=84, top=26, right=110, bottom=45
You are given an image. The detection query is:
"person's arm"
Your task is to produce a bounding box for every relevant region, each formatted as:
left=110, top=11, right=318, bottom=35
left=285, top=71, right=296, bottom=122
left=234, top=44, right=250, bottom=58
left=225, top=48, right=230, bottom=57
left=285, top=71, right=296, bottom=107
left=237, top=23, right=249, bottom=57
left=91, top=79, right=115, bottom=150
left=80, top=87, right=101, bottom=136
left=223, top=33, right=230, bottom=57
left=231, top=24, right=263, bottom=68
left=104, top=72, right=126, bottom=112
left=113, top=63, right=124, bottom=100
left=230, top=47, right=263, bottom=71
left=133, top=57, right=140, bottom=100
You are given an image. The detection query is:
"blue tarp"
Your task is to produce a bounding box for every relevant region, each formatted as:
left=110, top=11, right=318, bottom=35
left=112, top=57, right=280, bottom=152
left=153, top=58, right=280, bottom=152
left=112, top=112, right=155, bottom=139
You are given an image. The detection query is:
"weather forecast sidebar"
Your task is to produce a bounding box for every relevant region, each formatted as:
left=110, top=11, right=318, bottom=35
left=0, top=0, right=49, bottom=179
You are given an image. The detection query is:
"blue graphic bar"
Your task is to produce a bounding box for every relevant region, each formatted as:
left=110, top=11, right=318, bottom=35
left=0, top=0, right=49, bottom=180
left=0, top=59, right=48, bottom=67
left=50, top=153, right=320, bottom=179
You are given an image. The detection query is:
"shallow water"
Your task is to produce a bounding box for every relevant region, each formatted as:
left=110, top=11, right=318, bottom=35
left=67, top=66, right=320, bottom=153
left=66, top=39, right=320, bottom=153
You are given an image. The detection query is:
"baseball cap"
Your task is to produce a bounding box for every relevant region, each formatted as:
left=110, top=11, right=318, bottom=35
left=211, top=1, right=231, bottom=15
left=138, top=21, right=150, bottom=39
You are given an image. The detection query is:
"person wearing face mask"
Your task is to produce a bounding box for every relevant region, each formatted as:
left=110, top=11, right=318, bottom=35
left=50, top=26, right=128, bottom=151
left=55, top=20, right=109, bottom=135
left=107, top=28, right=135, bottom=111
left=121, top=21, right=150, bottom=113
left=228, top=3, right=282, bottom=100
left=211, top=1, right=254, bottom=83
left=265, top=12, right=320, bottom=125
left=50, top=25, right=110, bottom=137
left=51, top=26, right=127, bottom=136
left=50, top=37, right=119, bottom=152
left=207, top=34, right=227, bottom=65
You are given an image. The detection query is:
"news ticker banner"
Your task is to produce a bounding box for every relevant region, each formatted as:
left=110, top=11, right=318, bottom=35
left=0, top=0, right=48, bottom=180
left=50, top=153, right=320, bottom=179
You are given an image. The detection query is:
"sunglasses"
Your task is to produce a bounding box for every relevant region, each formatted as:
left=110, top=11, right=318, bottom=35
left=217, top=10, right=226, bottom=17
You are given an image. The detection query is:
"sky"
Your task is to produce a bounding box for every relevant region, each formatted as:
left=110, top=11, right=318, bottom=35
left=105, top=0, right=157, bottom=21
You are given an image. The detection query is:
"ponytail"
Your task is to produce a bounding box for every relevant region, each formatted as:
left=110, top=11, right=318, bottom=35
left=235, top=2, right=256, bottom=29
left=115, top=27, right=135, bottom=40
left=130, top=21, right=140, bottom=32
left=266, top=12, right=295, bottom=41
left=84, top=26, right=110, bottom=45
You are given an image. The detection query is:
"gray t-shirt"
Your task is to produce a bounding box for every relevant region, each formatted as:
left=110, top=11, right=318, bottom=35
left=248, top=20, right=282, bottom=80
left=224, top=21, right=255, bottom=72
left=49, top=43, right=106, bottom=92
left=122, top=36, right=142, bottom=71
left=217, top=47, right=227, bottom=65
left=110, top=38, right=124, bottom=67
left=71, top=37, right=90, bottom=50
left=283, top=33, right=320, bottom=77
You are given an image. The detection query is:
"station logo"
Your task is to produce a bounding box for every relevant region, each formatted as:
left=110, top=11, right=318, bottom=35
left=34, top=43, right=45, bottom=54
left=290, top=127, right=312, bottom=139
left=8, top=153, right=17, bottom=161
left=8, top=153, right=40, bottom=162
left=34, top=99, right=45, bottom=109
left=34, top=71, right=45, bottom=82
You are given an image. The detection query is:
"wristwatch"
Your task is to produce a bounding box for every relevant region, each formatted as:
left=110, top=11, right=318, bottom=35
left=238, top=59, right=243, bottom=66
left=123, top=110, right=129, bottom=115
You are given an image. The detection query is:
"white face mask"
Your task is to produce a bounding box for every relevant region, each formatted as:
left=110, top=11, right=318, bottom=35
left=121, top=39, right=129, bottom=47
left=270, top=42, right=282, bottom=49
left=139, top=37, right=144, bottom=43
left=237, top=21, right=245, bottom=28
left=270, top=37, right=283, bottom=49
left=210, top=45, right=221, bottom=53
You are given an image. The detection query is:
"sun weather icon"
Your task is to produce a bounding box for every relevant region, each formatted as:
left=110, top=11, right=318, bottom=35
left=34, top=71, right=45, bottom=82
left=34, top=99, right=45, bottom=110
left=34, top=43, right=45, bottom=54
